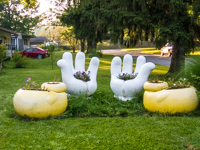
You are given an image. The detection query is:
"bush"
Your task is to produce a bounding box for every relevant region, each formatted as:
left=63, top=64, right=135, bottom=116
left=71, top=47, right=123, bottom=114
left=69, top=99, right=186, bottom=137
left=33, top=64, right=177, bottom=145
left=173, top=57, right=200, bottom=90
left=0, top=44, right=7, bottom=73
left=60, top=91, right=145, bottom=118
left=46, top=45, right=56, bottom=70
left=58, top=45, right=72, bottom=50
left=87, top=48, right=103, bottom=58
left=11, top=52, right=29, bottom=68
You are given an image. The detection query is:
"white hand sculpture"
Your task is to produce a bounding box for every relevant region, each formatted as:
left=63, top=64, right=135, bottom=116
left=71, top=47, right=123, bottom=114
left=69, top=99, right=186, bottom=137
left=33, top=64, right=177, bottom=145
left=57, top=52, right=100, bottom=96
left=110, top=54, right=155, bottom=101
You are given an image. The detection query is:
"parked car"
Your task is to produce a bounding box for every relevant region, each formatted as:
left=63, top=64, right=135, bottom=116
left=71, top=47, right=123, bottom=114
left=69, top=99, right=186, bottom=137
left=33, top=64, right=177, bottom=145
left=20, top=47, right=50, bottom=59
left=161, top=43, right=173, bottom=56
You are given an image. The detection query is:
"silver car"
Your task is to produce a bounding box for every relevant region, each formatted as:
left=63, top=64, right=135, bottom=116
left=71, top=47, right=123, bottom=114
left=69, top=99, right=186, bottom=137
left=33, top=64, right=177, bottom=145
left=161, top=43, right=173, bottom=56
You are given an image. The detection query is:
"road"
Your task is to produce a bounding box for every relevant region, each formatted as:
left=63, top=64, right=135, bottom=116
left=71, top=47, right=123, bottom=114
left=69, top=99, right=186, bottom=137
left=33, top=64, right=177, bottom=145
left=101, top=49, right=171, bottom=66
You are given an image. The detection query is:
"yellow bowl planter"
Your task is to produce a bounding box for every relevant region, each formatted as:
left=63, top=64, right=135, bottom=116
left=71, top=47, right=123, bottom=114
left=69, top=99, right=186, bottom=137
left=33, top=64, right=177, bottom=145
left=41, top=82, right=67, bottom=93
left=143, top=81, right=168, bottom=92
left=143, top=82, right=199, bottom=114
left=13, top=89, right=68, bottom=118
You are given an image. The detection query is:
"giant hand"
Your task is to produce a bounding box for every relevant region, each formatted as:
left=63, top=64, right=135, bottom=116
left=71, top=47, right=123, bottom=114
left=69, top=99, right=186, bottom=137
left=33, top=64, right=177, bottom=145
left=57, top=52, right=100, bottom=96
left=110, top=54, right=155, bottom=101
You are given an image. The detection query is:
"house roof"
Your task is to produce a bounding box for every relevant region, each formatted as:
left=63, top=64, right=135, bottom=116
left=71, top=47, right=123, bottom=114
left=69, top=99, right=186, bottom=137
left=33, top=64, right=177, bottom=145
left=0, top=27, right=20, bottom=35
left=0, top=27, right=34, bottom=38
left=30, top=36, right=46, bottom=43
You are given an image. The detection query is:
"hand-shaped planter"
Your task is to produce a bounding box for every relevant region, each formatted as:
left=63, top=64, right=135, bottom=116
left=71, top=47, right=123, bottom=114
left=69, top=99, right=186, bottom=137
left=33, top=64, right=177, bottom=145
left=110, top=54, right=155, bottom=101
left=143, top=82, right=199, bottom=114
left=57, top=52, right=100, bottom=96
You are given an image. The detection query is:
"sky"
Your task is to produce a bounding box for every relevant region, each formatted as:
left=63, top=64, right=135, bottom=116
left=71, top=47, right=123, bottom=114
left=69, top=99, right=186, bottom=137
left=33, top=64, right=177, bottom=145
left=37, top=0, right=55, bottom=14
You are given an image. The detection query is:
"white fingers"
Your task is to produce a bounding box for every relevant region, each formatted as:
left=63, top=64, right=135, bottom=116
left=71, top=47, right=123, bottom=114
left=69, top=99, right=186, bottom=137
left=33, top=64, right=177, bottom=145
left=62, top=52, right=74, bottom=72
left=111, top=56, right=122, bottom=77
left=87, top=57, right=100, bottom=80
left=122, top=54, right=133, bottom=74
left=75, top=52, right=85, bottom=71
left=134, top=55, right=146, bottom=75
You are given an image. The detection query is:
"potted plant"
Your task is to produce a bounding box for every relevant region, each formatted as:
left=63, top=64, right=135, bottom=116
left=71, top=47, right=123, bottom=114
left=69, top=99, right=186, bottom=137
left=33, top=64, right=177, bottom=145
left=13, top=78, right=68, bottom=118
left=143, top=78, right=199, bottom=114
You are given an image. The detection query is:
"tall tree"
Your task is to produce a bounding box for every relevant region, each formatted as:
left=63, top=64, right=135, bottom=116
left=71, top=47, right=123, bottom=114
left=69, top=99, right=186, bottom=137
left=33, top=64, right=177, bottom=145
left=58, top=0, right=200, bottom=73
left=61, top=26, right=80, bottom=53
left=60, top=0, right=108, bottom=52
left=0, top=0, right=41, bottom=34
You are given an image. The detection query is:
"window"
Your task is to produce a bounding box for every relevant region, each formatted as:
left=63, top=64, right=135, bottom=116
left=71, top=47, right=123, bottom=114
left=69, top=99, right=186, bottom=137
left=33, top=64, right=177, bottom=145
left=11, top=39, right=16, bottom=50
left=24, top=39, right=28, bottom=45
left=5, top=43, right=12, bottom=50
left=25, top=48, right=33, bottom=52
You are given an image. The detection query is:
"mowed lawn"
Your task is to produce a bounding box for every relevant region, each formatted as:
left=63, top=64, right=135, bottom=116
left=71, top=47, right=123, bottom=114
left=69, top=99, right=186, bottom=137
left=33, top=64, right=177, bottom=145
left=0, top=51, right=200, bottom=149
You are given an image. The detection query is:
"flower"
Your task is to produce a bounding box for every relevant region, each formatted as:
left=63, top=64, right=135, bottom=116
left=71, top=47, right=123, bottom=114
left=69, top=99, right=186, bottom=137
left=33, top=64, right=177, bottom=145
left=117, top=72, right=137, bottom=81
left=168, top=77, right=190, bottom=89
left=73, top=71, right=90, bottom=82
left=21, top=78, right=41, bottom=90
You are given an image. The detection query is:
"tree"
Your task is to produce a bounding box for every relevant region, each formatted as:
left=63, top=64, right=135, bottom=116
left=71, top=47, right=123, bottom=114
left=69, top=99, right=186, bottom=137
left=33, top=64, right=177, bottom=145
left=61, top=27, right=80, bottom=53
left=60, top=0, right=108, bottom=53
left=58, top=0, right=200, bottom=73
left=0, top=0, right=41, bottom=34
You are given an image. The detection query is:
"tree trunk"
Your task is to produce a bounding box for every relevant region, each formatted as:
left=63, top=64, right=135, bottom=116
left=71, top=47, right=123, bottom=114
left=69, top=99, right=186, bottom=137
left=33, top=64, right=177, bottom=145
left=81, top=40, right=85, bottom=52
left=0, top=62, right=2, bottom=73
left=168, top=40, right=185, bottom=74
left=87, top=41, right=93, bottom=53
left=72, top=46, right=75, bottom=53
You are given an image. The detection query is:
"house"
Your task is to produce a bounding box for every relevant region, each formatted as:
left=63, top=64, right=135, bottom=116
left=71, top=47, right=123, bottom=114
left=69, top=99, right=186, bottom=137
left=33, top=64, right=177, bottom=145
left=30, top=36, right=46, bottom=47
left=0, top=27, right=33, bottom=56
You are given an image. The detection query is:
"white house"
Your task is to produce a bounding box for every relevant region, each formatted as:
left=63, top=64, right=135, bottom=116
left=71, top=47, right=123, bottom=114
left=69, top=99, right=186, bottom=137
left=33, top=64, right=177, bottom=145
left=0, top=27, right=33, bottom=56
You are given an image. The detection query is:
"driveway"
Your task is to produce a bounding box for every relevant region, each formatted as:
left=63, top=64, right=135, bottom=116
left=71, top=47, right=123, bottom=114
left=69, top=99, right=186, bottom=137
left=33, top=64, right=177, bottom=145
left=101, top=49, right=171, bottom=66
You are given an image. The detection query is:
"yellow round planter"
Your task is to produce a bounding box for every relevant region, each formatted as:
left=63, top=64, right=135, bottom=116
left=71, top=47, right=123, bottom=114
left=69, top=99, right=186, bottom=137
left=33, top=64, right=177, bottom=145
left=143, top=81, right=168, bottom=92
left=143, top=86, right=199, bottom=114
left=41, top=82, right=67, bottom=93
left=13, top=89, right=68, bottom=118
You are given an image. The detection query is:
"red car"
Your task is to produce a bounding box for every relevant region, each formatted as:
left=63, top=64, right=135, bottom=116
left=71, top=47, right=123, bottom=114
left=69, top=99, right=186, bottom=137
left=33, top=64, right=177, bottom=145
left=20, top=47, right=50, bottom=59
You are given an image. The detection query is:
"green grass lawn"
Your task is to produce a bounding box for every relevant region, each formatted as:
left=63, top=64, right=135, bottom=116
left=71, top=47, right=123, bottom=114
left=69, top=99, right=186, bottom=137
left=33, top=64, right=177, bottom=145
left=0, top=51, right=200, bottom=149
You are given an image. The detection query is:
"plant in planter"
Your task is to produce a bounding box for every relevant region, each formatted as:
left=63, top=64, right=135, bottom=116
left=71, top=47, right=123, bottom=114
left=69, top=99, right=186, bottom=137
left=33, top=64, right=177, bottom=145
left=110, top=54, right=155, bottom=101
left=117, top=72, right=137, bottom=81
left=143, top=78, right=199, bottom=114
left=73, top=71, right=90, bottom=82
left=13, top=77, right=68, bottom=118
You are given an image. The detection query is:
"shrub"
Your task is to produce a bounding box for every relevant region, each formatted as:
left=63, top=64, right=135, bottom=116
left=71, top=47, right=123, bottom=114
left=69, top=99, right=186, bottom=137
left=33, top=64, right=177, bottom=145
left=60, top=91, right=145, bottom=118
left=174, top=57, right=200, bottom=90
left=87, top=48, right=103, bottom=58
left=0, top=44, right=7, bottom=73
left=11, top=52, right=29, bottom=68
left=46, top=45, right=56, bottom=70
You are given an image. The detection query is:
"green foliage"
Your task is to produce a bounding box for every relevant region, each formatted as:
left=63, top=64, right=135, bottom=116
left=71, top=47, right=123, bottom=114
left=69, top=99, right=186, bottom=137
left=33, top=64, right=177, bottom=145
left=0, top=44, right=6, bottom=62
left=58, top=45, right=72, bottom=50
left=87, top=48, right=102, bottom=58
left=63, top=91, right=144, bottom=118
left=46, top=45, right=56, bottom=70
left=0, top=0, right=40, bottom=34
left=11, top=52, right=29, bottom=68
left=0, top=44, right=7, bottom=73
